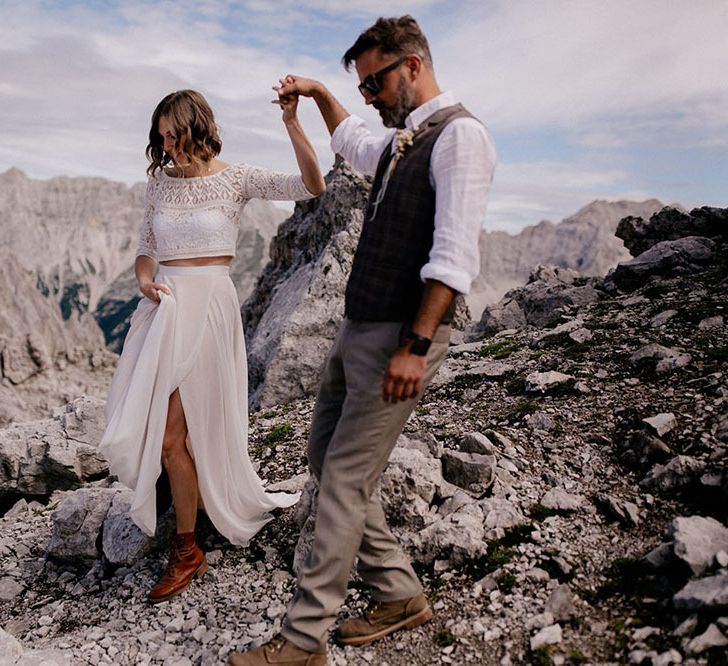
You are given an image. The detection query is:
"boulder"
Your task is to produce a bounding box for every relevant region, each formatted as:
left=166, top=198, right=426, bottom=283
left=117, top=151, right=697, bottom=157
left=525, top=371, right=575, bottom=395
left=0, top=396, right=108, bottom=498
left=673, top=573, right=728, bottom=611
left=441, top=450, right=496, bottom=491
left=669, top=515, right=728, bottom=576
left=616, top=205, right=728, bottom=257
left=47, top=486, right=117, bottom=564
left=612, top=236, right=716, bottom=291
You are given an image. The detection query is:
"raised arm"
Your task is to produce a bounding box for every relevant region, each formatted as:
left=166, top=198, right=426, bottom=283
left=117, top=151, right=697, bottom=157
left=273, top=77, right=326, bottom=196
left=277, top=76, right=350, bottom=136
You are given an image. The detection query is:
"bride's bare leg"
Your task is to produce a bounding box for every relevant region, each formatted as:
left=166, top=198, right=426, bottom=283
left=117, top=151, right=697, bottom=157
left=162, top=388, right=198, bottom=533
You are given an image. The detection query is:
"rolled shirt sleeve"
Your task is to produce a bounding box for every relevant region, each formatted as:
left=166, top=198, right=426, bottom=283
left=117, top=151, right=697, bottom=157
left=420, top=118, right=497, bottom=295
left=331, top=115, right=395, bottom=177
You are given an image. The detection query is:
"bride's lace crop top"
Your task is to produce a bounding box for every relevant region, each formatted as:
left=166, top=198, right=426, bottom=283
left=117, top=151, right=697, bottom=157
left=136, top=163, right=316, bottom=262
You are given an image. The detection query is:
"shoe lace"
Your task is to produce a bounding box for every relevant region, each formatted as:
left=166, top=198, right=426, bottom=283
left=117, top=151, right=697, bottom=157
left=267, top=634, right=286, bottom=653
left=364, top=600, right=382, bottom=621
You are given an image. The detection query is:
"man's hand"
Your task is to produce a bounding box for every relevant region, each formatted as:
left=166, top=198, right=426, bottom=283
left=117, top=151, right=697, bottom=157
left=276, top=75, right=322, bottom=99
left=272, top=76, right=299, bottom=124
left=382, top=346, right=426, bottom=403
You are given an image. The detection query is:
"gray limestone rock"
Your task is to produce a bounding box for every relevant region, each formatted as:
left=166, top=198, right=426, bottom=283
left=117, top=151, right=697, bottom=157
left=526, top=412, right=557, bottom=432
left=530, top=624, right=562, bottom=650
left=630, top=344, right=691, bottom=374
left=669, top=515, right=728, bottom=576
left=441, top=449, right=496, bottom=491
left=0, top=396, right=108, bottom=498
left=540, top=488, right=584, bottom=512
left=642, top=413, right=678, bottom=437
left=640, top=456, right=707, bottom=493
left=459, top=432, right=497, bottom=455
left=616, top=205, right=727, bottom=257
left=673, top=573, right=728, bottom=610
left=47, top=486, right=117, bottom=564
left=525, top=371, right=575, bottom=395
left=480, top=498, right=528, bottom=540
left=612, top=236, right=716, bottom=291
left=685, top=624, right=728, bottom=655
left=243, top=161, right=370, bottom=410
left=101, top=489, right=172, bottom=566
left=472, top=265, right=600, bottom=338
left=594, top=493, right=640, bottom=526
left=546, top=584, right=575, bottom=622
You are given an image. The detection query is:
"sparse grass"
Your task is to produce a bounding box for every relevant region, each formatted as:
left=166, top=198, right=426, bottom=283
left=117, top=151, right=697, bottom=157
left=529, top=503, right=558, bottom=522
left=496, top=571, right=516, bottom=593
left=505, top=399, right=539, bottom=421
left=476, top=340, right=518, bottom=359
left=263, top=423, right=294, bottom=445
left=434, top=629, right=456, bottom=647
left=530, top=645, right=552, bottom=666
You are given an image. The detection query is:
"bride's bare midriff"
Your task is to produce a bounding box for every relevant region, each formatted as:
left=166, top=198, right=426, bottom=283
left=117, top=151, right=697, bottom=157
left=160, top=256, right=233, bottom=267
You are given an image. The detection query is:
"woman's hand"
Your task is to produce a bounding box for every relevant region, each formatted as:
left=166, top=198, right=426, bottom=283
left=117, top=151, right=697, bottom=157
left=139, top=280, right=170, bottom=303
left=272, top=76, right=299, bottom=124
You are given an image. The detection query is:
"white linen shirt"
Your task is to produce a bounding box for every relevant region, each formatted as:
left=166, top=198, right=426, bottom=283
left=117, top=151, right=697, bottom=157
left=331, top=91, right=496, bottom=295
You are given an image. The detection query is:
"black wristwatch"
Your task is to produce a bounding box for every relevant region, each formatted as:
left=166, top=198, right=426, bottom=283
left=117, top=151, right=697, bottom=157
left=405, top=331, right=432, bottom=356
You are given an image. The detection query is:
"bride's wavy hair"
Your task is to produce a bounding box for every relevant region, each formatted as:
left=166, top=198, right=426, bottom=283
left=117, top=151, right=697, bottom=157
left=146, top=90, right=222, bottom=176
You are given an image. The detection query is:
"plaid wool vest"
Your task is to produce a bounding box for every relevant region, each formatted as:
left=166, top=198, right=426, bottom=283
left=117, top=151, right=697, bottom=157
left=344, top=103, right=474, bottom=322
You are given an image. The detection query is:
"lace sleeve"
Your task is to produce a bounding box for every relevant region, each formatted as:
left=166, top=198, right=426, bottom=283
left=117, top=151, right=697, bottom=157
left=136, top=177, right=158, bottom=260
left=237, top=164, right=315, bottom=202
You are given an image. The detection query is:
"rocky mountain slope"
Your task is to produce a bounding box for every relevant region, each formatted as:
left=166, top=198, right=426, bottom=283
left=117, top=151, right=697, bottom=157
left=0, top=249, right=114, bottom=427
left=1, top=204, right=726, bottom=665
left=469, top=199, right=669, bottom=316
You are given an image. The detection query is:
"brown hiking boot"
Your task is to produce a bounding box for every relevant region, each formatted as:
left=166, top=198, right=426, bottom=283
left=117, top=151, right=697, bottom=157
left=148, top=532, right=207, bottom=603
left=335, top=593, right=433, bottom=646
left=226, top=634, right=326, bottom=665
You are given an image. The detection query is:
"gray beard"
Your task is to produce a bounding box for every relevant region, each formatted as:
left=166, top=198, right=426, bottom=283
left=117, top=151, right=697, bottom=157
left=376, top=75, right=417, bottom=128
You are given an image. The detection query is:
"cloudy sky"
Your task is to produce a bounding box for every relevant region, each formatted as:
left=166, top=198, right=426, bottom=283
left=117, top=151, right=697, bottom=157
left=0, top=0, right=725, bottom=232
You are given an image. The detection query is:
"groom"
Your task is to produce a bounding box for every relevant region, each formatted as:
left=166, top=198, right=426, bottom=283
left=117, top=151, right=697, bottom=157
left=228, top=14, right=495, bottom=665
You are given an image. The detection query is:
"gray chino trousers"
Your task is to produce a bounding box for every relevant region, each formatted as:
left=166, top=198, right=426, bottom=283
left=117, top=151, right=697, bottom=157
left=281, top=319, right=450, bottom=653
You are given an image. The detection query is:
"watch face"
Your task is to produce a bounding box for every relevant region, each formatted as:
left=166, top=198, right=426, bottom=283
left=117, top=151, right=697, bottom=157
left=409, top=337, right=431, bottom=356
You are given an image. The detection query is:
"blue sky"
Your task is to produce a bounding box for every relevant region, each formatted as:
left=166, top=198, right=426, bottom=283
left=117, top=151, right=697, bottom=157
left=0, top=0, right=725, bottom=232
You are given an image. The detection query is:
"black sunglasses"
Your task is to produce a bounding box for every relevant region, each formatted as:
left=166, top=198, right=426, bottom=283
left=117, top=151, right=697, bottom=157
left=357, top=56, right=408, bottom=97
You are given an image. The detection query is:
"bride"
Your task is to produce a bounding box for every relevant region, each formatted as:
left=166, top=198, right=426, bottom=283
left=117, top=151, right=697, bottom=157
left=99, top=85, right=325, bottom=603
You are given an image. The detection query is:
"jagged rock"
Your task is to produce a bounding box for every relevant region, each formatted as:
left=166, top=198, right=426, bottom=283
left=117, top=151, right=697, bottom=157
left=629, top=343, right=691, bottom=374
left=617, top=430, right=673, bottom=469
left=0, top=248, right=111, bottom=425
left=594, top=493, right=640, bottom=526
left=470, top=199, right=666, bottom=316
left=685, top=624, right=728, bottom=655
left=642, top=413, right=678, bottom=437
left=640, top=456, right=707, bottom=493
left=471, top=265, right=601, bottom=338
left=612, top=236, right=716, bottom=291
left=649, top=309, right=678, bottom=328
left=546, top=584, right=575, bottom=622
left=526, top=412, right=556, bottom=431
left=698, top=315, right=724, bottom=330
left=379, top=447, right=443, bottom=529
left=242, top=161, right=370, bottom=410
left=0, top=396, right=108, bottom=498
left=643, top=543, right=676, bottom=571
left=525, top=371, right=575, bottom=395
left=530, top=623, right=562, bottom=650
left=101, top=489, right=171, bottom=566
left=673, top=573, right=728, bottom=610
left=404, top=503, right=488, bottom=566
left=479, top=498, right=527, bottom=539
left=459, top=432, right=497, bottom=455
left=0, top=577, right=24, bottom=601
left=669, top=515, right=728, bottom=576
left=540, top=488, right=584, bottom=512
left=441, top=450, right=496, bottom=490
left=47, top=486, right=116, bottom=564
left=0, top=627, right=24, bottom=662
left=616, top=205, right=728, bottom=257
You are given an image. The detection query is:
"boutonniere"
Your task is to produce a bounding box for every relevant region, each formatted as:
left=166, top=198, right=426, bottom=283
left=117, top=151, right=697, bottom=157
left=369, top=129, right=416, bottom=221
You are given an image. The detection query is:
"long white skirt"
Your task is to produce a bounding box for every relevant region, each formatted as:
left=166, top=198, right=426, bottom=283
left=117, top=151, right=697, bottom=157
left=98, top=264, right=299, bottom=543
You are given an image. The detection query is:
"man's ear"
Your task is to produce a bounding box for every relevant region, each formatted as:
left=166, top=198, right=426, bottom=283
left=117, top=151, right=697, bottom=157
left=406, top=54, right=423, bottom=82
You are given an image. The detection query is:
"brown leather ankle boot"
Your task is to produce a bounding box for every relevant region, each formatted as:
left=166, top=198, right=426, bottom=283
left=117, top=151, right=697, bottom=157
left=148, top=532, right=207, bottom=604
